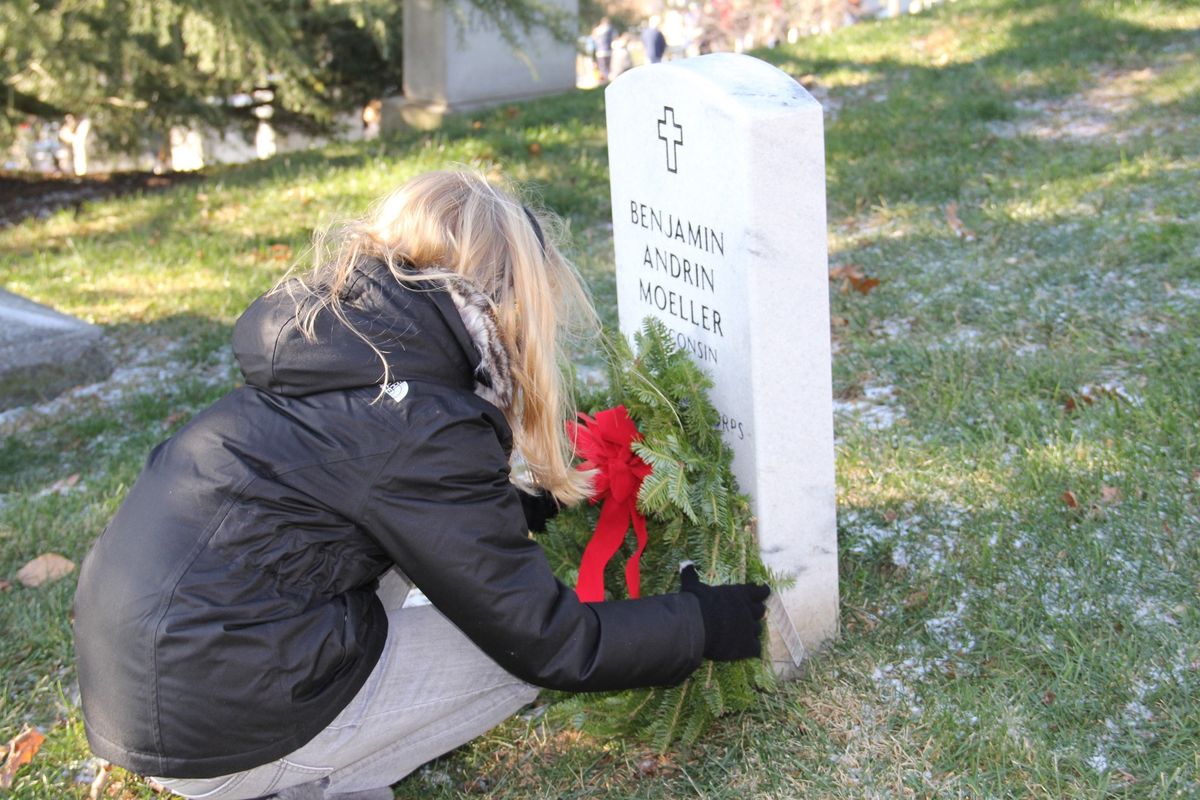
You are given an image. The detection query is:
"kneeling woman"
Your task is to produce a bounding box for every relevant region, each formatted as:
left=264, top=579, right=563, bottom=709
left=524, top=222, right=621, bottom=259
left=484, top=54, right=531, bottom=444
left=74, top=171, right=768, bottom=800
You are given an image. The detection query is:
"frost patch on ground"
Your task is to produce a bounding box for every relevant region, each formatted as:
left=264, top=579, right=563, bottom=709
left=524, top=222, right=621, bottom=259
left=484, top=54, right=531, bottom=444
left=1032, top=522, right=1181, bottom=634
left=1086, top=662, right=1189, bottom=776
left=0, top=339, right=236, bottom=434
left=842, top=505, right=964, bottom=577
left=928, top=327, right=981, bottom=349
left=871, top=317, right=913, bottom=340
left=834, top=384, right=904, bottom=432
left=987, top=66, right=1180, bottom=144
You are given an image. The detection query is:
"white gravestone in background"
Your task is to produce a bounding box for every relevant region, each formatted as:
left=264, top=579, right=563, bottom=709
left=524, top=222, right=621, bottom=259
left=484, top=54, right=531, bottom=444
left=394, top=0, right=577, bottom=129
left=606, top=53, right=837, bottom=673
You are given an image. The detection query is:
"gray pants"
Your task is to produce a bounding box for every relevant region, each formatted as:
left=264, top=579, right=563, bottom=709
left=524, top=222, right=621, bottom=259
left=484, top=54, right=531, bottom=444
left=155, top=571, right=538, bottom=799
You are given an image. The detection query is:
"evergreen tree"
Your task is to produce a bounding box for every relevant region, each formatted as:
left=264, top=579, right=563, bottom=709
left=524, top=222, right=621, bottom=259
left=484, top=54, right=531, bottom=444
left=540, top=320, right=775, bottom=748
left=0, top=0, right=574, bottom=149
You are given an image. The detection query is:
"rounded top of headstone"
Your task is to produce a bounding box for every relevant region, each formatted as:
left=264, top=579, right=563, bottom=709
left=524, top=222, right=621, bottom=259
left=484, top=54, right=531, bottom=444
left=606, top=53, right=818, bottom=116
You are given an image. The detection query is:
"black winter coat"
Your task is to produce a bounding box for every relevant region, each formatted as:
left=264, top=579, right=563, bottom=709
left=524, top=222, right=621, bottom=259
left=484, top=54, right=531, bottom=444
left=73, top=261, right=705, bottom=779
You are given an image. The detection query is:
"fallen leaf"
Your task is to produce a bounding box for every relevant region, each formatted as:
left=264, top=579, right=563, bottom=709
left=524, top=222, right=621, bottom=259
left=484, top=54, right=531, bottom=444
left=163, top=411, right=188, bottom=429
left=1041, top=690, right=1056, bottom=706
left=829, top=263, right=863, bottom=280
left=945, top=201, right=976, bottom=241
left=830, top=315, right=849, bottom=327
left=16, top=553, right=76, bottom=588
left=847, top=606, right=879, bottom=632
left=471, top=120, right=483, bottom=129
left=637, top=755, right=660, bottom=776
left=1061, top=490, right=1080, bottom=509
left=1099, top=486, right=1122, bottom=505
left=849, top=274, right=880, bottom=294
left=0, top=727, right=46, bottom=789
left=47, top=473, right=81, bottom=494
left=269, top=243, right=292, bottom=262
left=883, top=510, right=899, bottom=523
left=1062, top=395, right=1077, bottom=412
left=1113, top=769, right=1137, bottom=785
left=829, top=264, right=880, bottom=295
left=527, top=141, right=543, bottom=156
left=903, top=588, right=929, bottom=609
left=87, top=761, right=112, bottom=800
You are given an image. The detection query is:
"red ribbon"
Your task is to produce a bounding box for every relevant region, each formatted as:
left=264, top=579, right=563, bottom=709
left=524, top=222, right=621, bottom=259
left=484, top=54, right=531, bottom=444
left=566, top=405, right=653, bottom=603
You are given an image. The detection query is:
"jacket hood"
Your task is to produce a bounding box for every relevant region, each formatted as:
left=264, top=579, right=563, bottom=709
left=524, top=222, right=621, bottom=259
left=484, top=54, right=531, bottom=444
left=233, top=260, right=513, bottom=408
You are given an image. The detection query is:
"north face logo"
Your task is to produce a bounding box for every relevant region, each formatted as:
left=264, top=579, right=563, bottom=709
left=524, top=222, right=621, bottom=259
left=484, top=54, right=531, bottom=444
left=383, top=381, right=409, bottom=403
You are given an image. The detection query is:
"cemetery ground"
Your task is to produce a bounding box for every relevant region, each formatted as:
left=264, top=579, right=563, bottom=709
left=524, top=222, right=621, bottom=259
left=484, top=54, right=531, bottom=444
left=1, top=0, right=1198, bottom=796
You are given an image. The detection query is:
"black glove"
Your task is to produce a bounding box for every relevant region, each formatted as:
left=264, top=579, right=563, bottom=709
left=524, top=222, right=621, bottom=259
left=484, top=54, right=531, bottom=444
left=679, top=563, right=770, bottom=662
left=518, top=488, right=560, bottom=533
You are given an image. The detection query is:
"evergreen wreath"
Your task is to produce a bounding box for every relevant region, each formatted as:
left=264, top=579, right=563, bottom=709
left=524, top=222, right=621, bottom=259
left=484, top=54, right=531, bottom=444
left=538, top=318, right=775, bottom=748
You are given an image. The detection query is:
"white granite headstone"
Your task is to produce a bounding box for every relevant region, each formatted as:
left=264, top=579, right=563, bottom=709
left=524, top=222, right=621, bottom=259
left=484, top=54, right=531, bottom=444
left=394, top=0, right=578, bottom=128
left=606, top=53, right=837, bottom=673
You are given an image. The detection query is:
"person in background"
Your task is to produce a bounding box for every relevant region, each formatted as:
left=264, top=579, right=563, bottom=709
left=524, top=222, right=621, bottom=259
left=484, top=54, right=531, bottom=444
left=591, top=17, right=615, bottom=81
left=73, top=170, right=770, bottom=800
left=641, top=17, right=668, bottom=64
left=610, top=31, right=633, bottom=79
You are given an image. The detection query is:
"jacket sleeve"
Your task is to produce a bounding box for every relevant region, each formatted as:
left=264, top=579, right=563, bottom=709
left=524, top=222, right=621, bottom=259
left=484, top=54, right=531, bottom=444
left=358, top=410, right=706, bottom=692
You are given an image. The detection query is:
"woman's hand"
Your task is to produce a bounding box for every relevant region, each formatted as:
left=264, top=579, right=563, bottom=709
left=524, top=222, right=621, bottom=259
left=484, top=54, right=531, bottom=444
left=678, top=563, right=770, bottom=661
left=518, top=488, right=560, bottom=533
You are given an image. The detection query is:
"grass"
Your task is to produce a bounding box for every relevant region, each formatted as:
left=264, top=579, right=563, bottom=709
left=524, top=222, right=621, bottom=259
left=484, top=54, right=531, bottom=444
left=2, top=0, right=1199, bottom=796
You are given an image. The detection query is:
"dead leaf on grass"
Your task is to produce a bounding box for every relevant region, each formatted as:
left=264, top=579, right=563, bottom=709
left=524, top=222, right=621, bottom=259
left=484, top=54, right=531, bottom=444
left=16, top=553, right=76, bottom=588
left=1113, top=769, right=1137, bottom=785
left=46, top=473, right=81, bottom=494
left=527, top=141, right=543, bottom=157
left=829, top=263, right=881, bottom=295
left=1061, top=490, right=1080, bottom=509
left=1041, top=690, right=1056, bottom=706
left=831, top=315, right=849, bottom=327
left=829, top=263, right=860, bottom=280
left=0, top=727, right=46, bottom=789
left=87, top=761, right=113, bottom=800
left=945, top=202, right=976, bottom=241
left=850, top=275, right=880, bottom=294
left=1099, top=486, right=1122, bottom=505
left=163, top=411, right=188, bottom=429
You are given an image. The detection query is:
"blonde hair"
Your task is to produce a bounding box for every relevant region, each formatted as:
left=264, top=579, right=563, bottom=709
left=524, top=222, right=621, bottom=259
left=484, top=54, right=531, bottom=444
left=276, top=170, right=597, bottom=505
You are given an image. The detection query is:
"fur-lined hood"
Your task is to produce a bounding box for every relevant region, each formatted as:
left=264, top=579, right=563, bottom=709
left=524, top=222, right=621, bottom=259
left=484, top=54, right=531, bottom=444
left=233, top=259, right=514, bottom=411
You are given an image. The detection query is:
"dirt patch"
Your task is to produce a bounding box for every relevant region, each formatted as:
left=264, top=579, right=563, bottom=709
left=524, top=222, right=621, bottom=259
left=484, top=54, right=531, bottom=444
left=0, top=171, right=203, bottom=228
left=988, top=65, right=1168, bottom=143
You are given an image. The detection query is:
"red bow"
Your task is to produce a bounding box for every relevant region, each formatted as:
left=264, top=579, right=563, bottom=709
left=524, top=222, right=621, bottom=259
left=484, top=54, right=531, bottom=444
left=566, top=405, right=653, bottom=602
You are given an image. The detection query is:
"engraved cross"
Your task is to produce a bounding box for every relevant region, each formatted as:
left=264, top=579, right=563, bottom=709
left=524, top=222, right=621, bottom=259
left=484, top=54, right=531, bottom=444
left=657, top=106, right=684, bottom=174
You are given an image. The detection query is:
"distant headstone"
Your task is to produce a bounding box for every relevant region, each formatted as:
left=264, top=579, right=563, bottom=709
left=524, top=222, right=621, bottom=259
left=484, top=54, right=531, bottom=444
left=387, top=0, right=578, bottom=130
left=0, top=290, right=112, bottom=411
left=606, top=54, right=837, bottom=675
